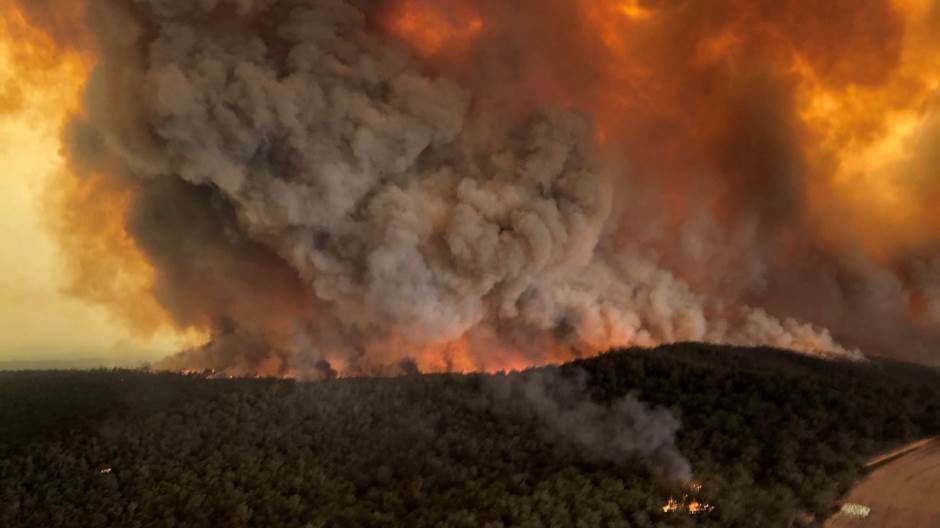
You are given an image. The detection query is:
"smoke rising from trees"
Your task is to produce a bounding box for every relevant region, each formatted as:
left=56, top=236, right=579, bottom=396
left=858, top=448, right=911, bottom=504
left=487, top=368, right=692, bottom=481
left=48, top=0, right=876, bottom=377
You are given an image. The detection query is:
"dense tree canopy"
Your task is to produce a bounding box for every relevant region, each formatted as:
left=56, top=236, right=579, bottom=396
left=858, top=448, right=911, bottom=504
left=1, top=343, right=938, bottom=527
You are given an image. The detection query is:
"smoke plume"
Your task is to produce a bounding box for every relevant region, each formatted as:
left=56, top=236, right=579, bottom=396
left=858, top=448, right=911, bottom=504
left=6, top=0, right=940, bottom=373
left=487, top=367, right=692, bottom=481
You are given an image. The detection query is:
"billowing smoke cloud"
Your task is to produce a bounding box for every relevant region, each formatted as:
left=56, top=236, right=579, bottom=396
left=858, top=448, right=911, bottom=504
left=51, top=0, right=872, bottom=376
left=5, top=0, right=938, bottom=373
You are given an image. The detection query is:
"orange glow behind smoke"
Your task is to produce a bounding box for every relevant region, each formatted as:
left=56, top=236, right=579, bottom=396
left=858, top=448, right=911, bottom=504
left=378, top=0, right=940, bottom=371
left=385, top=0, right=483, bottom=58
left=0, top=4, right=88, bottom=118
left=0, top=2, right=194, bottom=341
left=4, top=0, right=940, bottom=373
left=45, top=172, right=170, bottom=335
left=799, top=0, right=940, bottom=257
left=411, top=335, right=579, bottom=374
left=354, top=333, right=569, bottom=374
left=386, top=0, right=940, bottom=258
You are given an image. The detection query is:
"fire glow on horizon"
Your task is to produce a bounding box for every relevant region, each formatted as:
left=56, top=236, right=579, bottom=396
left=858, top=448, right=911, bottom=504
left=1, top=0, right=939, bottom=376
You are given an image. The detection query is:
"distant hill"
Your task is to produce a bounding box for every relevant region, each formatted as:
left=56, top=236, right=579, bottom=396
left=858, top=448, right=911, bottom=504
left=1, top=343, right=938, bottom=527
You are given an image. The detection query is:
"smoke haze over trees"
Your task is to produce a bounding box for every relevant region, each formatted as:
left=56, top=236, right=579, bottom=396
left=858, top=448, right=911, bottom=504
left=2, top=344, right=939, bottom=527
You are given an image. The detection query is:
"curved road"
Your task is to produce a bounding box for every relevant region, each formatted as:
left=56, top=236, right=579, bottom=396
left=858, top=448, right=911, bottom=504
left=827, top=439, right=940, bottom=527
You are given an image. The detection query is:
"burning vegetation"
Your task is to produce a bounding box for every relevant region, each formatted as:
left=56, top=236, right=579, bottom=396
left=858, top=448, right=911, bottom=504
left=2, top=4, right=938, bottom=523
left=661, top=481, right=715, bottom=515
left=2, top=344, right=939, bottom=527
left=0, top=0, right=937, bottom=378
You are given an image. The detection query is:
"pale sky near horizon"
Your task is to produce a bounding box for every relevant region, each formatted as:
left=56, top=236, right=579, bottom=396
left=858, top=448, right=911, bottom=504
left=0, top=43, right=184, bottom=364
left=0, top=115, right=184, bottom=363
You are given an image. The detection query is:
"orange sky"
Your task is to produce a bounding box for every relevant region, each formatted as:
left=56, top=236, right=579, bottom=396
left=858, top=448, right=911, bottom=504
left=1, top=0, right=938, bottom=368
left=0, top=28, right=190, bottom=363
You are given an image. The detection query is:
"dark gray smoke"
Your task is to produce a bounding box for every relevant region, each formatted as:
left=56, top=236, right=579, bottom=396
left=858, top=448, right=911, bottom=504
left=64, top=0, right=859, bottom=378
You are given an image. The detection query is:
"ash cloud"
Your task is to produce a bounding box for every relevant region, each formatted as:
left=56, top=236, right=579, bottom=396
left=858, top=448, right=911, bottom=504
left=419, top=0, right=940, bottom=364
left=58, top=0, right=870, bottom=378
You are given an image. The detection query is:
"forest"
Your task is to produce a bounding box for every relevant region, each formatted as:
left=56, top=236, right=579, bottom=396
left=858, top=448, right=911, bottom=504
left=2, top=343, right=938, bottom=527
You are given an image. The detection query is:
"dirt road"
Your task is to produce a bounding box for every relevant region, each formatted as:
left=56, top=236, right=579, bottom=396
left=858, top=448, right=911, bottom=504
left=827, top=438, right=940, bottom=527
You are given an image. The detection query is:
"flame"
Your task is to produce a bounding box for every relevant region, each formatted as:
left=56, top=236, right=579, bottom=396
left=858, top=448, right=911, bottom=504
left=662, top=483, right=715, bottom=516
left=369, top=333, right=580, bottom=374
left=5, top=0, right=940, bottom=373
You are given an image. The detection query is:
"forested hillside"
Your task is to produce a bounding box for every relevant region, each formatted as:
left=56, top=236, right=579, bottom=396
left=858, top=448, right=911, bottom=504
left=2, top=343, right=938, bottom=527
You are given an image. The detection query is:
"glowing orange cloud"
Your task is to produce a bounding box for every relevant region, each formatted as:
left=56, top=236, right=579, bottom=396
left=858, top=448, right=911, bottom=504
left=385, top=0, right=483, bottom=58
left=798, top=0, right=940, bottom=257
left=386, top=0, right=939, bottom=262
left=0, top=2, right=191, bottom=340
left=5, top=0, right=940, bottom=374
left=44, top=171, right=173, bottom=335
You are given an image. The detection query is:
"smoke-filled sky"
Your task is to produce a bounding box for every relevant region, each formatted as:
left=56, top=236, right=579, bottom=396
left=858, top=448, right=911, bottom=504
left=0, top=16, right=189, bottom=363
left=1, top=0, right=938, bottom=374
